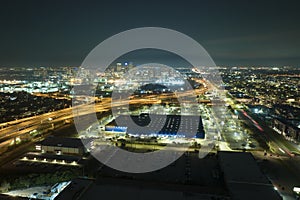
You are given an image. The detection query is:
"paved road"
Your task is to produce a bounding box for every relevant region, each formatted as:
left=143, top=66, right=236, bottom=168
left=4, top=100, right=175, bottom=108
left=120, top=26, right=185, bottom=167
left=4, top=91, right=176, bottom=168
left=237, top=109, right=299, bottom=157
left=0, top=90, right=206, bottom=157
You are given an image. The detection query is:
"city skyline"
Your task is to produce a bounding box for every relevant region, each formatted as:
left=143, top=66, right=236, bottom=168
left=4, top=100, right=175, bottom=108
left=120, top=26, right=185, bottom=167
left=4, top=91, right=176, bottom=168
left=0, top=1, right=299, bottom=199
left=0, top=63, right=298, bottom=199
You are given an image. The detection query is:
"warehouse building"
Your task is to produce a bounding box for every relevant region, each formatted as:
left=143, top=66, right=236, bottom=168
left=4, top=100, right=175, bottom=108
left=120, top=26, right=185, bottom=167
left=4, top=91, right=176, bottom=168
left=37, top=137, right=86, bottom=156
left=107, top=113, right=205, bottom=138
left=218, top=151, right=282, bottom=200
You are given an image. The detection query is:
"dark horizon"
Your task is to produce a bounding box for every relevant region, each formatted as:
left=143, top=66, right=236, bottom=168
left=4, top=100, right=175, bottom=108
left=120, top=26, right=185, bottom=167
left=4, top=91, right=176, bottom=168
left=0, top=0, right=300, bottom=67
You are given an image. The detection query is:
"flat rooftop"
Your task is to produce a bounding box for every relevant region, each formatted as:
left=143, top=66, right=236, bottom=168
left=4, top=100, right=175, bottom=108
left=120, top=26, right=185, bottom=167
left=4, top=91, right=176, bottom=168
left=40, top=136, right=85, bottom=148
left=78, top=152, right=228, bottom=199
left=55, top=177, right=226, bottom=200
left=218, top=151, right=282, bottom=200
left=56, top=152, right=230, bottom=199
left=109, top=114, right=205, bottom=138
left=54, top=178, right=93, bottom=200
left=80, top=178, right=224, bottom=200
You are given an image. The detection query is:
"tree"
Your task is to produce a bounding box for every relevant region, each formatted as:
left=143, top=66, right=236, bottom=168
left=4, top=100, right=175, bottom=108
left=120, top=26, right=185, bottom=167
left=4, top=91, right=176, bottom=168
left=0, top=181, right=11, bottom=193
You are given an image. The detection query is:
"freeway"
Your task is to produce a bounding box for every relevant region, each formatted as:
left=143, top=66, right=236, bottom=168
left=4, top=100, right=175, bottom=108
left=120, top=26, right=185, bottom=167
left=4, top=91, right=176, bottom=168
left=0, top=98, right=110, bottom=154
left=0, top=95, right=176, bottom=156
left=0, top=86, right=210, bottom=160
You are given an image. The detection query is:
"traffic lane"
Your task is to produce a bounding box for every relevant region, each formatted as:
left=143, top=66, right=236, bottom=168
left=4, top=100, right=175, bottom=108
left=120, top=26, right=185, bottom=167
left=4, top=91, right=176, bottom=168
left=237, top=109, right=298, bottom=156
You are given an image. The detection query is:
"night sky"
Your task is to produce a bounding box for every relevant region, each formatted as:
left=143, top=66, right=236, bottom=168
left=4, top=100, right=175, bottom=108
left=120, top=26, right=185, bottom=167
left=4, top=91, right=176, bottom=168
left=0, top=0, right=299, bottom=67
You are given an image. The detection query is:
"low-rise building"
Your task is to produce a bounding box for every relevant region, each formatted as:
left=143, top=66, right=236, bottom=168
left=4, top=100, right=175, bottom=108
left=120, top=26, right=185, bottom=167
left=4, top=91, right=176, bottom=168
left=37, top=137, right=85, bottom=156
left=273, top=118, right=300, bottom=141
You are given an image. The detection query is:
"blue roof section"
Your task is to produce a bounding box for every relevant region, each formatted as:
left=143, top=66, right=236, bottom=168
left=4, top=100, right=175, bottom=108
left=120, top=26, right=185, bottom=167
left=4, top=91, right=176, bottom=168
left=105, top=126, right=127, bottom=132
left=108, top=114, right=205, bottom=139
